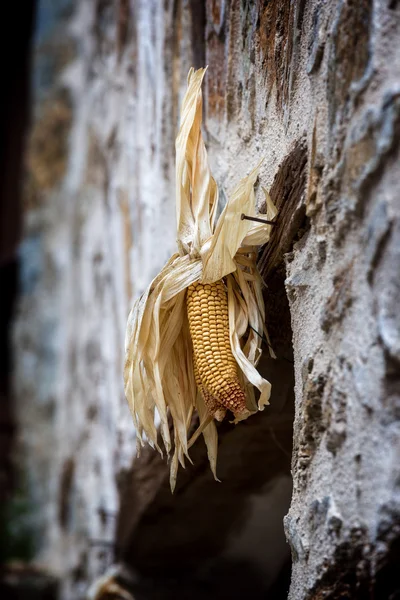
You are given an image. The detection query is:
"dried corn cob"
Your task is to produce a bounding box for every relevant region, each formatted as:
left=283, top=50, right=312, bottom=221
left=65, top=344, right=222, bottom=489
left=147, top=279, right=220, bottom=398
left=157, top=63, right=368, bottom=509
left=124, top=67, right=277, bottom=489
left=187, top=280, right=248, bottom=416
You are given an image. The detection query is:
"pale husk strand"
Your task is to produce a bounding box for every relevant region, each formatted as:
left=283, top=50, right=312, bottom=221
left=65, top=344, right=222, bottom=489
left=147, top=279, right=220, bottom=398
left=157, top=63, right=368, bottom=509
left=195, top=391, right=219, bottom=479
left=175, top=69, right=203, bottom=253
left=124, top=254, right=202, bottom=456
left=227, top=274, right=271, bottom=411
left=175, top=67, right=218, bottom=257
left=124, top=258, right=176, bottom=452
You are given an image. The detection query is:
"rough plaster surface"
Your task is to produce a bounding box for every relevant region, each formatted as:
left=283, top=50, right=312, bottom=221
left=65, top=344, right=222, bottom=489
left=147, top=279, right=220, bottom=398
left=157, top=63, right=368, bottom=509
left=12, top=0, right=400, bottom=599
left=202, top=1, right=400, bottom=597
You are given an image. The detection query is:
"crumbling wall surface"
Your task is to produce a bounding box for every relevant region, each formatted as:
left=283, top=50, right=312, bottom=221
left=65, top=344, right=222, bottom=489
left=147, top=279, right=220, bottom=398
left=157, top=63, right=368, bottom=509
left=201, top=1, right=400, bottom=598
left=12, top=0, right=400, bottom=599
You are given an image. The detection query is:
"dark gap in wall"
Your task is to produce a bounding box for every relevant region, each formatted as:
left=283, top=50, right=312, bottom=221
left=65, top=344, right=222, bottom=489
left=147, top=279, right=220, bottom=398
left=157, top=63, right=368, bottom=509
left=258, top=139, right=308, bottom=276
left=256, top=140, right=309, bottom=597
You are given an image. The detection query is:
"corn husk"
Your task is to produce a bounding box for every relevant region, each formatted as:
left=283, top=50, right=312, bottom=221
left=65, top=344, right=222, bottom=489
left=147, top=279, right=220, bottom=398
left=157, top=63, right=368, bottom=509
left=124, top=67, right=276, bottom=490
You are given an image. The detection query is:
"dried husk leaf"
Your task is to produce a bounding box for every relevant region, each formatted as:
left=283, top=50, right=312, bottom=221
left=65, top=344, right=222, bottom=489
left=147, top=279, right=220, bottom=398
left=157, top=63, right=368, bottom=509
left=176, top=67, right=218, bottom=256
left=227, top=275, right=271, bottom=411
left=200, top=163, right=261, bottom=283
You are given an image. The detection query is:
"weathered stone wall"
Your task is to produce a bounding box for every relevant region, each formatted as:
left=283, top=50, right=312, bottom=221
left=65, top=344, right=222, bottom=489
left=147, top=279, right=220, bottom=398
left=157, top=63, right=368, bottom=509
left=11, top=1, right=400, bottom=599
left=203, top=1, right=400, bottom=598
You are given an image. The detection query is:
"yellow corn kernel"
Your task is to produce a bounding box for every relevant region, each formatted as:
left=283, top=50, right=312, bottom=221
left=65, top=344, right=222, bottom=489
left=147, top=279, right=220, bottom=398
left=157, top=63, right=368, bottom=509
left=187, top=280, right=247, bottom=417
left=193, top=356, right=226, bottom=422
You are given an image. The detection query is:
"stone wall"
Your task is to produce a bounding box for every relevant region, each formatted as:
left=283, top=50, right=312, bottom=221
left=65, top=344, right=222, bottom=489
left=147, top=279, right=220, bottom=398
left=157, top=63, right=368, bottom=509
left=9, top=1, right=400, bottom=599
